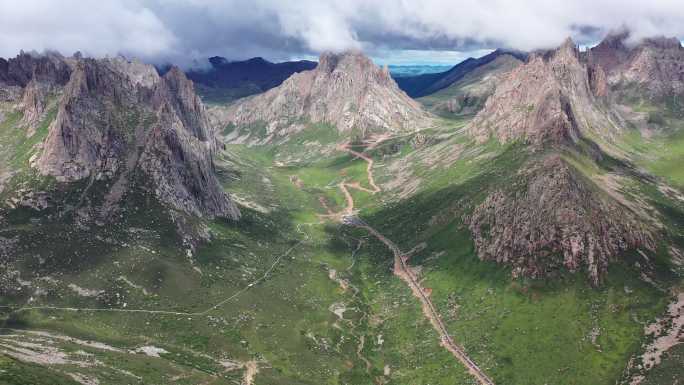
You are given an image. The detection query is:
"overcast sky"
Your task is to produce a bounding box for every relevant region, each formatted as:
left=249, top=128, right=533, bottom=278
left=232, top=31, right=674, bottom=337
left=1, top=0, right=683, bottom=67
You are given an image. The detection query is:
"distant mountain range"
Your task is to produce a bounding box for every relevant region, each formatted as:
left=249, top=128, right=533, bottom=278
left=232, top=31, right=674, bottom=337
left=416, top=51, right=524, bottom=117
left=166, top=56, right=316, bottom=103
left=387, top=64, right=452, bottom=77
left=394, top=49, right=528, bottom=97
left=171, top=52, right=525, bottom=106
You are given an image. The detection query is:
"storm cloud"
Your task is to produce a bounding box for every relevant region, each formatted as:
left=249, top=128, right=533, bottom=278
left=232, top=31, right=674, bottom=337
left=1, top=0, right=683, bottom=66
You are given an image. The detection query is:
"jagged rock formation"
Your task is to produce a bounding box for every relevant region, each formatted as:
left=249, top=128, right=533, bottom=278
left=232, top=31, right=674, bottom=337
left=467, top=156, right=654, bottom=286
left=588, top=32, right=684, bottom=101
left=468, top=38, right=609, bottom=145
left=1, top=52, right=72, bottom=124
left=1, top=52, right=238, bottom=220
left=223, top=51, right=431, bottom=142
left=138, top=67, right=239, bottom=219
left=20, top=79, right=48, bottom=127
left=0, top=51, right=72, bottom=89
left=463, top=34, right=684, bottom=284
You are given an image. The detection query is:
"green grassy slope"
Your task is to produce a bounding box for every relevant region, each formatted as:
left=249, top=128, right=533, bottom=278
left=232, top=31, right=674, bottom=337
left=359, top=119, right=680, bottom=384
left=0, top=110, right=681, bottom=384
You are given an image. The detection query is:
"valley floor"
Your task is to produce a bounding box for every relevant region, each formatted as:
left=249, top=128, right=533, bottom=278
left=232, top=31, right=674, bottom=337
left=1, top=117, right=682, bottom=385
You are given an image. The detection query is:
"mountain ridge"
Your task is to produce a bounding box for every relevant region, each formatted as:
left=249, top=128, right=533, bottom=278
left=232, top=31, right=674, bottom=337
left=395, top=49, right=528, bottom=98
left=174, top=56, right=317, bottom=103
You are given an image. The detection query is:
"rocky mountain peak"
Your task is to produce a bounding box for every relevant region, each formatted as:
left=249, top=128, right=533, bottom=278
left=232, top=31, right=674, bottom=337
left=588, top=32, right=684, bottom=99
left=0, top=52, right=73, bottom=102
left=22, top=55, right=239, bottom=220
left=157, top=66, right=211, bottom=142
left=599, top=30, right=630, bottom=48
left=319, top=50, right=368, bottom=71
left=317, top=51, right=341, bottom=73
left=586, top=31, right=631, bottom=76
left=221, top=50, right=431, bottom=143
left=556, top=37, right=580, bottom=59
left=316, top=50, right=393, bottom=86
left=105, top=56, right=160, bottom=89
left=467, top=37, right=598, bottom=145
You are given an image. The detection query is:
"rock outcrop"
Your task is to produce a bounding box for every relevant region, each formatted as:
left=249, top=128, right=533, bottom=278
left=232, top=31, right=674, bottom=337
left=20, top=79, right=48, bottom=127
left=467, top=156, right=654, bottom=286
left=0, top=51, right=72, bottom=89
left=1, top=52, right=238, bottom=220
left=468, top=38, right=606, bottom=145
left=139, top=67, right=239, bottom=219
left=224, top=51, right=431, bottom=142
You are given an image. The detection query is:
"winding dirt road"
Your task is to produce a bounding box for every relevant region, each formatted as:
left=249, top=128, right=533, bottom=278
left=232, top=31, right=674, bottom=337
left=320, top=141, right=382, bottom=220
left=339, top=142, right=381, bottom=194
left=331, top=140, right=495, bottom=385
left=358, top=222, right=495, bottom=385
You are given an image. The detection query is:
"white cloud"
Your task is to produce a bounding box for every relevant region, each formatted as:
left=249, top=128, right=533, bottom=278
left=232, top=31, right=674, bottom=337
left=0, top=0, right=683, bottom=65
left=0, top=0, right=175, bottom=60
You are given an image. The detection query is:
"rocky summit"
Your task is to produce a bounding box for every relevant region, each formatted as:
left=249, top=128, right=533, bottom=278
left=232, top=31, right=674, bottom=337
left=468, top=38, right=609, bottom=145
left=469, top=34, right=684, bottom=147
left=221, top=50, right=432, bottom=143
left=1, top=53, right=239, bottom=220
left=588, top=31, right=684, bottom=101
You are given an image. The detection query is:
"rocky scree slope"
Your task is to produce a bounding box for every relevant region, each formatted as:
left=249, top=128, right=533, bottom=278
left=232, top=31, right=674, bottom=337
left=1, top=53, right=239, bottom=220
left=466, top=155, right=654, bottom=286
left=221, top=51, right=432, bottom=143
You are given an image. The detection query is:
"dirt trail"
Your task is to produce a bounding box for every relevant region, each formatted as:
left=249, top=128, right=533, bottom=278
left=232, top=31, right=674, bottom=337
left=323, top=140, right=494, bottom=385
left=339, top=142, right=381, bottom=194
left=320, top=141, right=382, bottom=220
left=338, top=183, right=355, bottom=215
left=356, top=335, right=372, bottom=374
left=358, top=223, right=495, bottom=385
